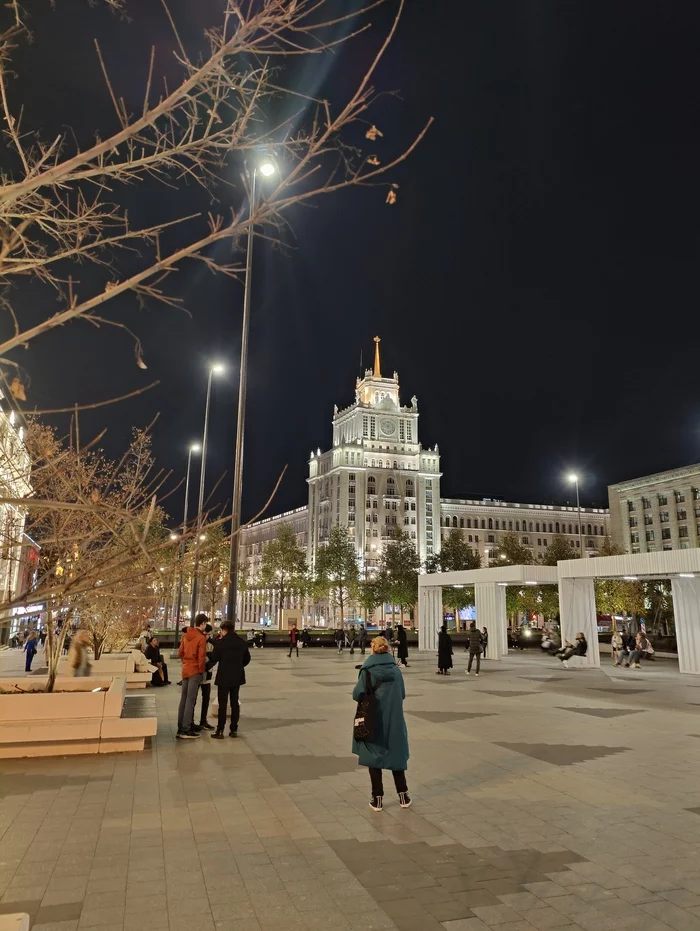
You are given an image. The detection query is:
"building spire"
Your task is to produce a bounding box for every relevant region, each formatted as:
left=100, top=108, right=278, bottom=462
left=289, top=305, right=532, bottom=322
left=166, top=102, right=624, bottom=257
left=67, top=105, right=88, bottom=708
left=373, top=335, right=381, bottom=378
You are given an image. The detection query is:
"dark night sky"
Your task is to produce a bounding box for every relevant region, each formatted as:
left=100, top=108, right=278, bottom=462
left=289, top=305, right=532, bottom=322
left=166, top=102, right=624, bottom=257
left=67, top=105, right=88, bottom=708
left=6, top=1, right=700, bottom=520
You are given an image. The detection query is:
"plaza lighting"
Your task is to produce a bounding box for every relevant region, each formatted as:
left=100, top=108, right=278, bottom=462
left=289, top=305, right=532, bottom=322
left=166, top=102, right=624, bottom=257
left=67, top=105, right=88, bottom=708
left=227, top=155, right=279, bottom=626
left=567, top=473, right=583, bottom=554
left=170, top=533, right=179, bottom=542
left=172, top=443, right=200, bottom=650
left=190, top=362, right=226, bottom=621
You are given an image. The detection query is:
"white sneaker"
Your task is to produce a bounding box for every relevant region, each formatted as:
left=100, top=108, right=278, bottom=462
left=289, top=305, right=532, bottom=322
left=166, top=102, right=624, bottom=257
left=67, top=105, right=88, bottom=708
left=563, top=660, right=569, bottom=669
left=465, top=670, right=470, bottom=675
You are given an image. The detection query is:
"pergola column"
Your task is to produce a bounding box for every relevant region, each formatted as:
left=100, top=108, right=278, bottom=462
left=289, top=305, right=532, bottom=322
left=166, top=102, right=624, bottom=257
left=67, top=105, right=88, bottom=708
left=670, top=576, right=700, bottom=675
left=559, top=577, right=600, bottom=668
left=418, top=584, right=442, bottom=651
left=474, top=582, right=507, bottom=661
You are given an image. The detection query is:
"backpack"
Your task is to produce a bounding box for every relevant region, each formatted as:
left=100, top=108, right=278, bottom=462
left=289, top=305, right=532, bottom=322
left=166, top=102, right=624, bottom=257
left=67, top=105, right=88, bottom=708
left=353, top=669, right=379, bottom=742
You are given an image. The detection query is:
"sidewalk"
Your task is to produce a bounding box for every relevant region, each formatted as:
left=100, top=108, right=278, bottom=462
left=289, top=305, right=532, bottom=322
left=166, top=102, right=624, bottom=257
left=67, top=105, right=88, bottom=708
left=1, top=648, right=700, bottom=931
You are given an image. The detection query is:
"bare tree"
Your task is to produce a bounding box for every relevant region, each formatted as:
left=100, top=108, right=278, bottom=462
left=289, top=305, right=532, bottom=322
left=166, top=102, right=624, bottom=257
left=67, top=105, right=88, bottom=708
left=0, top=0, right=431, bottom=367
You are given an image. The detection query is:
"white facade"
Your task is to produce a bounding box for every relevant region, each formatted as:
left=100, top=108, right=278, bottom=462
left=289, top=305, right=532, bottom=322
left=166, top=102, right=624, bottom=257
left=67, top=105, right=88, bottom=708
left=0, top=401, right=33, bottom=642
left=237, top=341, right=611, bottom=625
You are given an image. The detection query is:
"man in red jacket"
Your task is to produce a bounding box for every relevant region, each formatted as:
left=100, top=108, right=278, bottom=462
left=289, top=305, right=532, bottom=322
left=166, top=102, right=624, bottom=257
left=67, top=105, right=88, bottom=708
left=177, top=614, right=207, bottom=739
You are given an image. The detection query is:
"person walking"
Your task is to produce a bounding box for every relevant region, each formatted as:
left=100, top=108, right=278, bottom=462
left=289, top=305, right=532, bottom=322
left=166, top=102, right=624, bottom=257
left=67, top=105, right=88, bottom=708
left=465, top=622, right=483, bottom=676
left=208, top=621, right=251, bottom=739
left=301, top=628, right=311, bottom=649
left=335, top=626, right=345, bottom=654
left=359, top=624, right=368, bottom=655
left=347, top=625, right=357, bottom=656
left=481, top=627, right=488, bottom=659
left=288, top=624, right=300, bottom=658
left=394, top=624, right=409, bottom=668
left=352, top=636, right=411, bottom=812
left=611, top=630, right=623, bottom=664
left=437, top=624, right=453, bottom=675
left=176, top=615, right=207, bottom=740
left=24, top=631, right=38, bottom=672
left=67, top=630, right=92, bottom=677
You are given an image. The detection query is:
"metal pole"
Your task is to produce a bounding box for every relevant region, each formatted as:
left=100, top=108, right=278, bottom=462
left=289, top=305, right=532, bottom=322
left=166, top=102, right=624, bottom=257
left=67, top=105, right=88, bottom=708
left=575, top=479, right=583, bottom=555
left=227, top=167, right=257, bottom=627
left=190, top=370, right=214, bottom=624
left=173, top=447, right=194, bottom=648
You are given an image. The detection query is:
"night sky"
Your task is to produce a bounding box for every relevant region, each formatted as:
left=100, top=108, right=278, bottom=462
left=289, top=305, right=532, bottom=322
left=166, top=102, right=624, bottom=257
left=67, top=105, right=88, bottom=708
left=7, top=1, right=700, bottom=521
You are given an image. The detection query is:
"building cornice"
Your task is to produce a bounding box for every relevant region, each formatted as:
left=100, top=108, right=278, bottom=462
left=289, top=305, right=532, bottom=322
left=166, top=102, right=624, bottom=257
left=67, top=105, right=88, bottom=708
left=609, top=463, right=700, bottom=493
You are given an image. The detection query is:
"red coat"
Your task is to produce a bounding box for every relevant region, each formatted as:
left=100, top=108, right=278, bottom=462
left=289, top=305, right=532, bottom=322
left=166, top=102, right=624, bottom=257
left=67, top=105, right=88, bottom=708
left=178, top=627, right=206, bottom=678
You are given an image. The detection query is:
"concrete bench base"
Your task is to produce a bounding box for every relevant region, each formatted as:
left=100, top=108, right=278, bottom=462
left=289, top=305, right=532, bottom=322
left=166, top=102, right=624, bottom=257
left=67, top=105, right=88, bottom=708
left=0, top=676, right=157, bottom=758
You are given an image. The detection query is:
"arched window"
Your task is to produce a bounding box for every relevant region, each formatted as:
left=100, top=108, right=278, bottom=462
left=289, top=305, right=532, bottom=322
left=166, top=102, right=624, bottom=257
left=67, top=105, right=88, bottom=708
left=467, top=518, right=472, bottom=528
left=516, top=521, right=520, bottom=531
left=452, top=516, right=458, bottom=528
left=509, top=521, right=513, bottom=530
left=549, top=523, right=553, bottom=533
left=481, top=519, right=486, bottom=529
left=555, top=522, right=560, bottom=533
left=387, top=476, right=395, bottom=486
left=568, top=524, right=573, bottom=535
left=600, top=525, right=605, bottom=535
left=371, top=460, right=375, bottom=468
left=393, top=460, right=398, bottom=469
left=587, top=523, right=592, bottom=535
left=529, top=522, right=533, bottom=532
left=536, top=522, right=540, bottom=532
left=495, top=519, right=500, bottom=530
left=593, top=525, right=598, bottom=535
left=460, top=518, right=464, bottom=528
left=488, top=518, right=493, bottom=530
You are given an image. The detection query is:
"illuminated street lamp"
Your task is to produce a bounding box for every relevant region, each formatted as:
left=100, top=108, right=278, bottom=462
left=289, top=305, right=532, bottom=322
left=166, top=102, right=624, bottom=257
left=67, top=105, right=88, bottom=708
left=190, top=364, right=225, bottom=621
left=567, top=473, right=583, bottom=554
left=172, top=443, right=200, bottom=650
left=227, top=157, right=278, bottom=625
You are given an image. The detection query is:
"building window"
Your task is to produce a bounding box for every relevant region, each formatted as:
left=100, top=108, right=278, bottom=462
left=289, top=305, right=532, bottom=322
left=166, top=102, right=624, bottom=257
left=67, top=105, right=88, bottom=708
left=488, top=518, right=493, bottom=530
left=548, top=523, right=553, bottom=533
left=681, top=542, right=690, bottom=549
left=663, top=543, right=672, bottom=551
left=629, top=517, right=638, bottom=528
left=370, top=417, right=376, bottom=439
left=555, top=522, right=560, bottom=533
left=537, top=538, right=541, bottom=546
left=661, top=528, right=671, bottom=540
left=481, top=519, right=486, bottom=529
left=630, top=532, right=639, bottom=544
left=678, top=509, right=687, bottom=521
left=475, top=535, right=479, bottom=543
left=631, top=546, right=640, bottom=554
left=509, top=521, right=514, bottom=531
left=543, top=539, right=548, bottom=547
left=642, top=497, right=651, bottom=509
left=522, top=536, right=529, bottom=544
left=536, top=522, right=540, bottom=532
left=362, top=417, right=368, bottom=437
left=676, top=491, right=686, bottom=503
left=587, top=539, right=594, bottom=548
left=516, top=521, right=521, bottom=531
left=467, top=518, right=472, bottom=528
left=679, top=526, right=689, bottom=538
left=487, top=534, right=495, bottom=543
left=646, top=530, right=654, bottom=542
left=529, top=522, right=534, bottom=532
left=628, top=501, right=636, bottom=512
left=644, top=515, right=653, bottom=526
left=495, top=519, right=500, bottom=530
left=660, top=511, right=669, bottom=523
left=658, top=494, right=667, bottom=506
left=468, top=535, right=473, bottom=542
left=399, top=420, right=405, bottom=441
left=459, top=518, right=464, bottom=528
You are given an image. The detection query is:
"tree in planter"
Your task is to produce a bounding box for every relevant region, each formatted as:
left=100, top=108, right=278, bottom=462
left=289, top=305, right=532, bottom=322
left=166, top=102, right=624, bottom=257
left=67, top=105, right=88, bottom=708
left=357, top=575, right=383, bottom=627
left=490, top=532, right=533, bottom=566
left=315, top=525, right=359, bottom=627
left=380, top=528, right=420, bottom=626
left=258, top=524, right=307, bottom=629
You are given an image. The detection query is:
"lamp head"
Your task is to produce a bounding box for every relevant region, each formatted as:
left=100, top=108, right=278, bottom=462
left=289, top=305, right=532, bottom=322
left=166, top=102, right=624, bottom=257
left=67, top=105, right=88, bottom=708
left=259, top=161, right=276, bottom=177
left=210, top=363, right=225, bottom=375
left=190, top=443, right=201, bottom=454
left=567, top=473, right=579, bottom=483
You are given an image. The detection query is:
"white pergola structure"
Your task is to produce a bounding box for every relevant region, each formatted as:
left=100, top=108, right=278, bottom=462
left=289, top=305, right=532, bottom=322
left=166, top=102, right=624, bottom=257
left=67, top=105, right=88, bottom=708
left=418, top=565, right=559, bottom=661
left=557, top=548, right=700, bottom=675
left=418, top=550, right=700, bottom=676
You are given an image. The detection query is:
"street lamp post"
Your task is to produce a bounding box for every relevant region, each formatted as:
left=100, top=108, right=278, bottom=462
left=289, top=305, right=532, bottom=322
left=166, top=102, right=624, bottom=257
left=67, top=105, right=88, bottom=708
left=568, top=473, right=583, bottom=554
left=227, top=159, right=276, bottom=627
left=172, top=443, right=200, bottom=650
left=189, top=363, right=224, bottom=623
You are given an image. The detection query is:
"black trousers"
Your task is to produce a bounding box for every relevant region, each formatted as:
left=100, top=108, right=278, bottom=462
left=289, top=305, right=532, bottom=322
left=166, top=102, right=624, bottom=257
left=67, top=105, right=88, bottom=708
left=369, top=768, right=407, bottom=796
left=199, top=681, right=211, bottom=723
left=217, top=683, right=240, bottom=733
left=288, top=642, right=299, bottom=656
left=468, top=650, right=481, bottom=673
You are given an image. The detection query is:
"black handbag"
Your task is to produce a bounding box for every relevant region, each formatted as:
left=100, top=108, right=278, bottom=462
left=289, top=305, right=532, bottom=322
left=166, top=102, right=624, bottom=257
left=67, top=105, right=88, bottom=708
left=353, top=668, right=378, bottom=742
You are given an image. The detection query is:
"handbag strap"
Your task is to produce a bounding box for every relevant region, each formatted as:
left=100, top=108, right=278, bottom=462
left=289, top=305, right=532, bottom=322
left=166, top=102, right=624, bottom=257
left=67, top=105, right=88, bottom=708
left=363, top=668, right=379, bottom=694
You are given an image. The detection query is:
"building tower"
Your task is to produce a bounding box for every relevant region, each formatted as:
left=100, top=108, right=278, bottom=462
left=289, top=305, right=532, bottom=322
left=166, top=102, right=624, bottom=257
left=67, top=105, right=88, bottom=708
left=307, top=338, right=442, bottom=572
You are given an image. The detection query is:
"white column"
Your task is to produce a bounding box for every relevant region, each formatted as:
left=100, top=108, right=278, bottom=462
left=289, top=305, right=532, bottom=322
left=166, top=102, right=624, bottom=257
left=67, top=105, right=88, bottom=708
left=418, top=585, right=441, bottom=651
left=670, top=576, right=700, bottom=675
left=559, top=578, right=600, bottom=668
left=474, top=583, right=506, bottom=661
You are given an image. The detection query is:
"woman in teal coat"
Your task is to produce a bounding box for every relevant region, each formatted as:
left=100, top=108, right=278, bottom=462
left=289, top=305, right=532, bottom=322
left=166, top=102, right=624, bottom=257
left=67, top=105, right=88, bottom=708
left=352, top=636, right=411, bottom=811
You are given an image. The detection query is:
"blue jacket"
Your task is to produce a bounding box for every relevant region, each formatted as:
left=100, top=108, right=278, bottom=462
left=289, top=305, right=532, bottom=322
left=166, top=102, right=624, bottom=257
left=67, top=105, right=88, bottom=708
left=352, top=652, right=409, bottom=771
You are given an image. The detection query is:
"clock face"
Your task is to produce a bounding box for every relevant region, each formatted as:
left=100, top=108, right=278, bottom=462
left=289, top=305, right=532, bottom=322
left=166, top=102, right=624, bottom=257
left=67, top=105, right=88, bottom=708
left=380, top=419, right=396, bottom=436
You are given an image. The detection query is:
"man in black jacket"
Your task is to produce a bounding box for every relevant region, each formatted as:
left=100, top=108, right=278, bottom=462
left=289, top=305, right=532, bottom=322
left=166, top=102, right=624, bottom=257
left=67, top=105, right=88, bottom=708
left=465, top=622, right=483, bottom=676
left=207, top=621, right=251, bottom=739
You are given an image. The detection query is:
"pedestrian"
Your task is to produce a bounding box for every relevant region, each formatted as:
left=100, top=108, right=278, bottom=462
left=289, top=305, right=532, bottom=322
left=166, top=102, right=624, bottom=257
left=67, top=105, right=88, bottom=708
left=335, top=626, right=345, bottom=654
left=610, top=630, right=623, bottom=664
left=394, top=624, right=409, bottom=667
left=348, top=625, right=356, bottom=655
left=301, top=628, right=311, bottom=649
left=352, top=636, right=411, bottom=812
left=39, top=628, right=47, bottom=648
left=555, top=632, right=588, bottom=669
left=176, top=615, right=207, bottom=740
left=253, top=631, right=262, bottom=649
left=144, top=635, right=169, bottom=686
left=437, top=623, right=453, bottom=675
left=207, top=620, right=251, bottom=739
left=24, top=631, right=38, bottom=672
left=465, top=622, right=483, bottom=676
left=481, top=627, right=488, bottom=659
left=359, top=624, right=368, bottom=655
left=195, top=624, right=215, bottom=730
left=260, top=630, right=267, bottom=649
left=288, top=624, right=300, bottom=658
left=247, top=628, right=255, bottom=646
left=67, top=630, right=92, bottom=677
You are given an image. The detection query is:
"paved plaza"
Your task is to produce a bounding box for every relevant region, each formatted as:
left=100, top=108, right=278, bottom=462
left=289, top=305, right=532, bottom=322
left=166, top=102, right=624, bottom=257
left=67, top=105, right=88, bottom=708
left=2, top=646, right=700, bottom=931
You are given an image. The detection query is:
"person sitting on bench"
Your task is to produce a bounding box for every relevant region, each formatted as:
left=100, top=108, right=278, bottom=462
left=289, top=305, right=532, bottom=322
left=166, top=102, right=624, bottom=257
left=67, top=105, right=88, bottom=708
left=555, top=632, right=587, bottom=669
left=145, top=635, right=170, bottom=686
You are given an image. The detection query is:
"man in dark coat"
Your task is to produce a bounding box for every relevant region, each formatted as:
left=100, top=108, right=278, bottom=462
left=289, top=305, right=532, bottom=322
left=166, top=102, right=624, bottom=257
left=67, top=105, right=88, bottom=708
left=206, top=621, right=251, bottom=739
left=145, top=635, right=170, bottom=686
left=395, top=625, right=409, bottom=667
left=358, top=624, right=368, bottom=655
left=466, top=622, right=483, bottom=676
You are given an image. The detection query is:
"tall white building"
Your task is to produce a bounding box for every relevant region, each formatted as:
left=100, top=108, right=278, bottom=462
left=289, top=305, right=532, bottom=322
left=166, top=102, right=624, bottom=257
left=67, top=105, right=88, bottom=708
left=237, top=340, right=611, bottom=626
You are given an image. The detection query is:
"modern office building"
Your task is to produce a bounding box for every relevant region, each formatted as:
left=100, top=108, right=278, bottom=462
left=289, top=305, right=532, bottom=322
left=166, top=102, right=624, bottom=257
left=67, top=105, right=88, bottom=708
left=608, top=463, right=700, bottom=555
